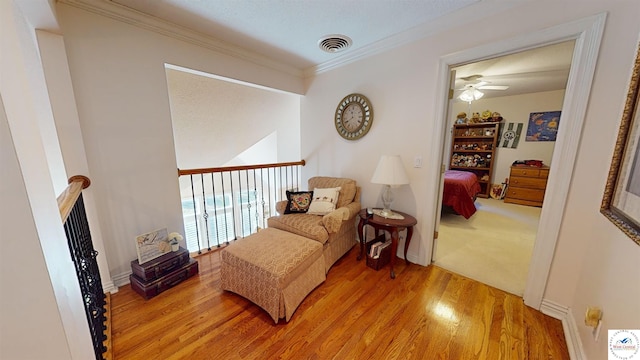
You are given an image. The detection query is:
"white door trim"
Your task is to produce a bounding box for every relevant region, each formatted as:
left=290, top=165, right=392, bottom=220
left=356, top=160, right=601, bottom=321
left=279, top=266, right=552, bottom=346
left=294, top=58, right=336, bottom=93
left=429, top=13, right=606, bottom=309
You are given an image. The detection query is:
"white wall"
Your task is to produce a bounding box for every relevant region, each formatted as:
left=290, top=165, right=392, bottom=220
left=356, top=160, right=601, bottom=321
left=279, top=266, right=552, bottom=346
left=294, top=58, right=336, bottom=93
left=56, top=3, right=304, bottom=279
left=451, top=90, right=564, bottom=183
left=166, top=68, right=300, bottom=170
left=302, top=2, right=639, bottom=359
left=1, top=1, right=95, bottom=358
left=45, top=1, right=639, bottom=359
left=546, top=11, right=640, bottom=360
left=0, top=96, right=73, bottom=360
left=36, top=29, right=115, bottom=293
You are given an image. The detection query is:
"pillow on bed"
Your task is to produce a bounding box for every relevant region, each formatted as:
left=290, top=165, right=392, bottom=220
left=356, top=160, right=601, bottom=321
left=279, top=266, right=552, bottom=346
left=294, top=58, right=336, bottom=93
left=307, top=187, right=341, bottom=215
left=284, top=190, right=313, bottom=214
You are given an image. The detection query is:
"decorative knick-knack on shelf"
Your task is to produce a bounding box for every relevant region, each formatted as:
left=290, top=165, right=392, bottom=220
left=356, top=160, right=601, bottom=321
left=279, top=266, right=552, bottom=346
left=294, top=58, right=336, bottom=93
left=168, top=232, right=183, bottom=252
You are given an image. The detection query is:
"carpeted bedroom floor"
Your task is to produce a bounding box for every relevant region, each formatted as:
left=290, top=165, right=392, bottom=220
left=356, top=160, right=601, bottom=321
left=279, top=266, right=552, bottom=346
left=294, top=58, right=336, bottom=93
left=434, top=197, right=541, bottom=296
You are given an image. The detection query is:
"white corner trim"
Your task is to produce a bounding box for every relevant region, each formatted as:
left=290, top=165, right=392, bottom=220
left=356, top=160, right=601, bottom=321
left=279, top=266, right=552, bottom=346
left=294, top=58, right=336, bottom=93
left=524, top=12, right=607, bottom=309
left=541, top=300, right=587, bottom=360
left=101, top=280, right=118, bottom=294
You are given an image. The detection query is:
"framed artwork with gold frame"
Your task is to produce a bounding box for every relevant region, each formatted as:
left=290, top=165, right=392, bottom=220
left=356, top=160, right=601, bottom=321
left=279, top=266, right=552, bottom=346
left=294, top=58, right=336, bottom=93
left=601, top=42, right=640, bottom=246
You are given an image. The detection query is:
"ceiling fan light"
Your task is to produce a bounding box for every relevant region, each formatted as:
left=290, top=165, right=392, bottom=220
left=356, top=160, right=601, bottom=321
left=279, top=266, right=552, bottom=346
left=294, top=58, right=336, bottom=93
left=459, top=88, right=484, bottom=102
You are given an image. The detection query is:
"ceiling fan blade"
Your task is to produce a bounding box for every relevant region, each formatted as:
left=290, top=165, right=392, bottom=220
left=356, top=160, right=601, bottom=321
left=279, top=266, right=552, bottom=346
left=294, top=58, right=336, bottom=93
left=475, top=81, right=489, bottom=87
left=456, top=84, right=475, bottom=91
left=478, top=85, right=509, bottom=90
left=459, top=74, right=483, bottom=82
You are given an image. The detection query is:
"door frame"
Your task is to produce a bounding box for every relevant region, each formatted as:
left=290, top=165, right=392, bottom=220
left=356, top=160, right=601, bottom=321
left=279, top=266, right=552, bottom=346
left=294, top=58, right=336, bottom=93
left=427, top=13, right=606, bottom=309
left=431, top=69, right=458, bottom=257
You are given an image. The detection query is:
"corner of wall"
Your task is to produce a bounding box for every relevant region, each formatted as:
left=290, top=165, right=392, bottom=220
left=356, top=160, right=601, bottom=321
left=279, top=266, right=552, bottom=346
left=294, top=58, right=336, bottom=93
left=541, top=299, right=586, bottom=360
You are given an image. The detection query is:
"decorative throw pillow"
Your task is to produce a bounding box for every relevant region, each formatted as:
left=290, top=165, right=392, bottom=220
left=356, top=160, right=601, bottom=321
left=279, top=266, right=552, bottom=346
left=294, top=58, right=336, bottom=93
left=307, top=187, right=341, bottom=215
left=284, top=190, right=313, bottom=214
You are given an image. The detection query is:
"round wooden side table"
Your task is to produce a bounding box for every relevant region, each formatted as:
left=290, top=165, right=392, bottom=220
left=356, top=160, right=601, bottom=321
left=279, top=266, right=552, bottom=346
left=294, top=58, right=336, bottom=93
left=357, top=209, right=417, bottom=279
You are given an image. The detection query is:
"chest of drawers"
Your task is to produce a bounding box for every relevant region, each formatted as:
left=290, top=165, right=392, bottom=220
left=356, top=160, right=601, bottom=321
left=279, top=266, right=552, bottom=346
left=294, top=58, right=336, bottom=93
left=504, top=165, right=549, bottom=207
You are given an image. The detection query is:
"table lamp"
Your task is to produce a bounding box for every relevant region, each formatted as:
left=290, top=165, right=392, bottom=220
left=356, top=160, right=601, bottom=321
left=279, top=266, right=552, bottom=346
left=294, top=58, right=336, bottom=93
left=370, top=155, right=410, bottom=218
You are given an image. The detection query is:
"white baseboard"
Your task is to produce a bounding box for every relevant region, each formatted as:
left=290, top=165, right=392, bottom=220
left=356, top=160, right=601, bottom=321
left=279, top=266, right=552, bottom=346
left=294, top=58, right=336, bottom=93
left=112, top=270, right=132, bottom=288
left=101, top=279, right=119, bottom=294
left=541, top=299, right=586, bottom=360
left=406, top=253, right=420, bottom=264
left=540, top=298, right=567, bottom=319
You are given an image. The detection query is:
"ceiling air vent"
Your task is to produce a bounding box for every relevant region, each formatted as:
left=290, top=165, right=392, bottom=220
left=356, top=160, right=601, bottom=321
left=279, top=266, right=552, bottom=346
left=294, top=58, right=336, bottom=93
left=318, top=35, right=352, bottom=53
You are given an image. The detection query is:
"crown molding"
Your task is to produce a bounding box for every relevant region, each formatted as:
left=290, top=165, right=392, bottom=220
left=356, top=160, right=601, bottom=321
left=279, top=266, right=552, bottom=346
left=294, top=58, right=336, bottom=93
left=57, top=0, right=303, bottom=78
left=304, top=1, right=517, bottom=78
left=58, top=0, right=516, bottom=81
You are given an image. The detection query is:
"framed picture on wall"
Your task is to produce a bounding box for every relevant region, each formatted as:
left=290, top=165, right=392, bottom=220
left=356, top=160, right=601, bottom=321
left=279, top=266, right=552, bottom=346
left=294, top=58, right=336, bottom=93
left=525, top=111, right=561, bottom=141
left=601, top=42, right=640, bottom=246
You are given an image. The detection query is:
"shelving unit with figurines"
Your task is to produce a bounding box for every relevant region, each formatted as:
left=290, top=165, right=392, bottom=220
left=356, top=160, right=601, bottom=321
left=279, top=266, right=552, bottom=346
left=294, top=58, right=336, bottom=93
left=450, top=120, right=501, bottom=198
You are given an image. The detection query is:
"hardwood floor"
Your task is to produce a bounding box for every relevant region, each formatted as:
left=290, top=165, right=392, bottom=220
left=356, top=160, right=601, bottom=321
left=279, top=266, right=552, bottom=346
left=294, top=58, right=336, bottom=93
left=110, top=247, right=569, bottom=359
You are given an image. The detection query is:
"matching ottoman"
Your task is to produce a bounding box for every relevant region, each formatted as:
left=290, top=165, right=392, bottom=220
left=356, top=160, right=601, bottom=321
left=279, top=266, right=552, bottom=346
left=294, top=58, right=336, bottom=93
left=220, top=228, right=326, bottom=323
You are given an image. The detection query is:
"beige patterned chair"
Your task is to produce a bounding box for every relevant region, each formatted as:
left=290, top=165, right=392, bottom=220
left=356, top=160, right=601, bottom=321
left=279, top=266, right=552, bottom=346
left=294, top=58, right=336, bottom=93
left=268, top=176, right=361, bottom=273
left=220, top=176, right=360, bottom=323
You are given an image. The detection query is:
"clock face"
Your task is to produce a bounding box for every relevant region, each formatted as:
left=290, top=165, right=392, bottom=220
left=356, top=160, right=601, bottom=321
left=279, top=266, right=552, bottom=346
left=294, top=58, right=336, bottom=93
left=335, top=93, right=373, bottom=140
left=343, top=103, right=364, bottom=131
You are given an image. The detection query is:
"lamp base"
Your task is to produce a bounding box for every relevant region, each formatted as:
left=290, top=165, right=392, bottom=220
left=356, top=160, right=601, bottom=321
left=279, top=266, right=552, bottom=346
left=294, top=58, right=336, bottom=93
left=373, top=208, right=405, bottom=220
left=379, top=208, right=394, bottom=218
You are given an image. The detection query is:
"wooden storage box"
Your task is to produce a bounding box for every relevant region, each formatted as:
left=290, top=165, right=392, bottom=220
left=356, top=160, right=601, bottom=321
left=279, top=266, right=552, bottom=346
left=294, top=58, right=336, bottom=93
left=131, top=247, right=190, bottom=282
left=130, top=258, right=199, bottom=300
left=366, top=238, right=391, bottom=271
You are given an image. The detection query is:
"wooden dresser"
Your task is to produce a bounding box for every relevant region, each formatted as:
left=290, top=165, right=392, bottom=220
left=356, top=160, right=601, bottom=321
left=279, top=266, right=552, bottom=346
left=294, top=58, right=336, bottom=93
left=504, top=165, right=549, bottom=207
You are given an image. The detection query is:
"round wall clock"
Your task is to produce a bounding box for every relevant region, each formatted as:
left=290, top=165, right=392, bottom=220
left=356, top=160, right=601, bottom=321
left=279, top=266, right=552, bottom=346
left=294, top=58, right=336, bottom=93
left=334, top=93, right=373, bottom=140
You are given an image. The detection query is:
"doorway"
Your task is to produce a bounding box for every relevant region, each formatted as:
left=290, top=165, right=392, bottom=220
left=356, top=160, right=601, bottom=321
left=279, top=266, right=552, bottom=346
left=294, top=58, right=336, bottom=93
left=433, top=42, right=575, bottom=296
left=423, top=14, right=606, bottom=309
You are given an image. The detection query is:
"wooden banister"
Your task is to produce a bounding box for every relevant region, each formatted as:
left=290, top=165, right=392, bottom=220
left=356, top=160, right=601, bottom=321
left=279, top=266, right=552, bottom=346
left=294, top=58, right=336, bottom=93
left=178, top=160, right=305, bottom=176
left=177, top=160, right=305, bottom=253
left=57, top=175, right=91, bottom=223
left=55, top=174, right=107, bottom=359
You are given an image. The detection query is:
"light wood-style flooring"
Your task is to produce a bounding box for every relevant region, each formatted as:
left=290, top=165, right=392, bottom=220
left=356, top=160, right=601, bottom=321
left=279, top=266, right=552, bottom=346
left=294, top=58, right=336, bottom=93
left=110, top=247, right=569, bottom=359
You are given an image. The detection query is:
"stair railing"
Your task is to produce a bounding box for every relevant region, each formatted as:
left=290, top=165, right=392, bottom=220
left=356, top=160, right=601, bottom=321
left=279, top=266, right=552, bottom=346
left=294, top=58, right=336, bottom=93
left=178, top=160, right=305, bottom=253
left=57, top=175, right=107, bottom=360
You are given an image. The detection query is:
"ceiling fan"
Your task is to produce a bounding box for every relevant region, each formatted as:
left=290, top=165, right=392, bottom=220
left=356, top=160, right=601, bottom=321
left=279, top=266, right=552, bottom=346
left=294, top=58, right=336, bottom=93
left=456, top=74, right=509, bottom=102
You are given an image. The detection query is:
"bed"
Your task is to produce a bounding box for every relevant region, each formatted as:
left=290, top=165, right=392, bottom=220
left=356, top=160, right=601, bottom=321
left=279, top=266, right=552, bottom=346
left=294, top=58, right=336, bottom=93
left=443, top=170, right=482, bottom=219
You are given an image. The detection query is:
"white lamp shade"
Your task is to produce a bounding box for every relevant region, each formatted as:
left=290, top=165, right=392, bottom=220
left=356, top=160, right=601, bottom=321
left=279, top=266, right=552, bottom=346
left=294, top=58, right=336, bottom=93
left=371, top=155, right=410, bottom=185
left=458, top=88, right=484, bottom=102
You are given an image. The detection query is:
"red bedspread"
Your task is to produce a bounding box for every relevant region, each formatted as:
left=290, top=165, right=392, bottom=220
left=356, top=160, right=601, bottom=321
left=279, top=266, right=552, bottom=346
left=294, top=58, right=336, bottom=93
left=443, top=170, right=482, bottom=219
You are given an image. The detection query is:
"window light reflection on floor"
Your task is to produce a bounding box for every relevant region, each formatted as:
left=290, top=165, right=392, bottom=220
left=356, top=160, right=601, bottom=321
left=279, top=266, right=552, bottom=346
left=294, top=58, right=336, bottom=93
left=432, top=302, right=458, bottom=323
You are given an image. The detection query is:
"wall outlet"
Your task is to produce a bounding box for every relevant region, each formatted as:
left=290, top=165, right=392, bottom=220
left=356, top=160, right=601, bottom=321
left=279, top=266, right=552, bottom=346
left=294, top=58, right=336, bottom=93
left=414, top=156, right=422, bottom=168
left=593, top=319, right=603, bottom=341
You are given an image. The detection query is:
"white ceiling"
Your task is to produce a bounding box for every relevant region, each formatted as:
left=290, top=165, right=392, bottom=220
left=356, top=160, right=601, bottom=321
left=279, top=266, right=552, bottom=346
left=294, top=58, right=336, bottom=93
left=71, top=0, right=574, bottom=99
left=452, top=40, right=575, bottom=101
left=110, top=0, right=479, bottom=69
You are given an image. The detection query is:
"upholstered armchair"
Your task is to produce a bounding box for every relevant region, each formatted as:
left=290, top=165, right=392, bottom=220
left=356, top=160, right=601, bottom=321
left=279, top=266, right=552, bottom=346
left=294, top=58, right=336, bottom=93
left=267, top=176, right=361, bottom=273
